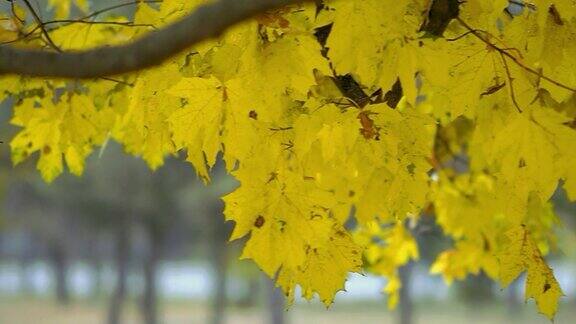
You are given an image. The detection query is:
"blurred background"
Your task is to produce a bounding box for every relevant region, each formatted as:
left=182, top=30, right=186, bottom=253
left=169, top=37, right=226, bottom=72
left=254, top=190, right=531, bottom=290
left=1, top=1, right=576, bottom=323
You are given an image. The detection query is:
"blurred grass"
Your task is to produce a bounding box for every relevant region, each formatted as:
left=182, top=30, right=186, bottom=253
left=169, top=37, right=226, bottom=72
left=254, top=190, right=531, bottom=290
left=0, top=297, right=574, bottom=324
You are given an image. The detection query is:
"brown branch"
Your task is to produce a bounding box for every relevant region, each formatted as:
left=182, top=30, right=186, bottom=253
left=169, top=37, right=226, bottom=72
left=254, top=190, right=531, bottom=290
left=0, top=0, right=312, bottom=78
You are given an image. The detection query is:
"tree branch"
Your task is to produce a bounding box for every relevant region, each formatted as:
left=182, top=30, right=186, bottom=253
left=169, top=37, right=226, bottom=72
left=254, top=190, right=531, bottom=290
left=0, top=0, right=312, bottom=78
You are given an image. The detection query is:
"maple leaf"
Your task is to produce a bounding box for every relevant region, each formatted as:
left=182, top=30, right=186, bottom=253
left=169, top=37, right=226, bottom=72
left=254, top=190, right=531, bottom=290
left=498, top=225, right=563, bottom=320
left=115, top=64, right=182, bottom=170
left=224, top=164, right=362, bottom=306
left=325, top=0, right=424, bottom=93
left=167, top=76, right=225, bottom=181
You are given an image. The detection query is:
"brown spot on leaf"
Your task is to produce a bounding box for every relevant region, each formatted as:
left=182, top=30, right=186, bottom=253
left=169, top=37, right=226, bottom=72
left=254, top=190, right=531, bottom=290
left=358, top=111, right=380, bottom=140
left=266, top=172, right=278, bottom=184
left=544, top=282, right=551, bottom=293
left=549, top=5, right=564, bottom=25
left=483, top=236, right=491, bottom=251
left=519, top=158, right=527, bottom=168
left=43, top=145, right=51, bottom=155
left=406, top=163, right=416, bottom=175
left=249, top=110, right=258, bottom=120
left=254, top=215, right=265, bottom=228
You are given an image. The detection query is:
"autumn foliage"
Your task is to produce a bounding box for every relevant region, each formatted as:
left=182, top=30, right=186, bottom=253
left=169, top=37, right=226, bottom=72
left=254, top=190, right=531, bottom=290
left=2, top=0, right=576, bottom=319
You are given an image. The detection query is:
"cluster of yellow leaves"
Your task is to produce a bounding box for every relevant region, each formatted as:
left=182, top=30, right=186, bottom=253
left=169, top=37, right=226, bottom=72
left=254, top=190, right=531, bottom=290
left=7, top=80, right=115, bottom=181
left=3, top=0, right=576, bottom=318
left=431, top=174, right=501, bottom=283
left=356, top=221, right=419, bottom=309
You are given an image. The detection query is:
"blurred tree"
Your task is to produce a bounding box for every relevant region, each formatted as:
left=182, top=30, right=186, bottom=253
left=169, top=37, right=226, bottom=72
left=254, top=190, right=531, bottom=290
left=268, top=278, right=287, bottom=324
left=136, top=157, right=199, bottom=324
left=398, top=262, right=414, bottom=324
left=456, top=273, right=494, bottom=305
left=3, top=180, right=78, bottom=305
left=179, top=162, right=235, bottom=324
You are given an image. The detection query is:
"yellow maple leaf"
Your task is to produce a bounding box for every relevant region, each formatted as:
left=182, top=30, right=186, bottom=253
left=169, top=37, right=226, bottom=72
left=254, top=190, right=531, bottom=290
left=115, top=64, right=181, bottom=170
left=167, top=76, right=225, bottom=181
left=325, top=0, right=424, bottom=93
left=498, top=225, right=564, bottom=320
left=225, top=163, right=362, bottom=306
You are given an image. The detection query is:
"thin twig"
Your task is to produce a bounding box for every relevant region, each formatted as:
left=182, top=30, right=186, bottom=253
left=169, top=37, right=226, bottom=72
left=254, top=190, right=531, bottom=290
left=499, top=52, right=523, bottom=113
left=1, top=21, right=154, bottom=46
left=99, top=76, right=134, bottom=87
left=0, top=32, right=40, bottom=45
left=10, top=0, right=25, bottom=24
left=445, top=30, right=480, bottom=42
left=80, top=0, right=163, bottom=21
left=1, top=0, right=161, bottom=46
left=21, top=0, right=61, bottom=52
left=45, top=20, right=156, bottom=29
left=456, top=17, right=576, bottom=94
